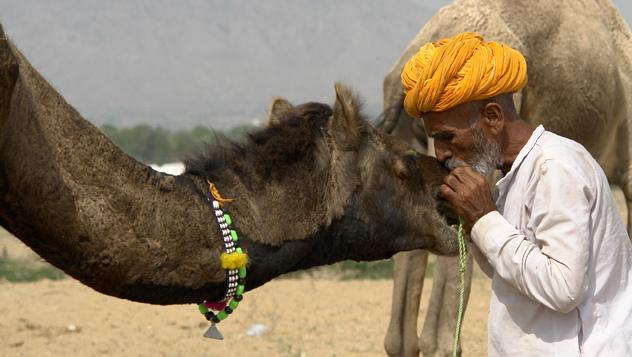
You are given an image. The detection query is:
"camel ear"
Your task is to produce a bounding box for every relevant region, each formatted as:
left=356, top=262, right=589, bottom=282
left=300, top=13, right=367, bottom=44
left=266, top=97, right=294, bottom=127
left=331, top=82, right=366, bottom=150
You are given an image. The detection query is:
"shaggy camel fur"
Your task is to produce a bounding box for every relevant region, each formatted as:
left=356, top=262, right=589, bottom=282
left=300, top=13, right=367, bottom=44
left=0, top=23, right=460, bottom=308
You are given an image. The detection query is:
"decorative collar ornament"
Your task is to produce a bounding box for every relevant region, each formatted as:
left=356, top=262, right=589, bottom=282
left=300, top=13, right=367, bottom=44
left=198, top=180, right=248, bottom=340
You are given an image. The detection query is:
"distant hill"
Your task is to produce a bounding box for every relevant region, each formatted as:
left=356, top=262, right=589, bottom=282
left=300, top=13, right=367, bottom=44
left=0, top=0, right=436, bottom=129
left=1, top=0, right=630, bottom=130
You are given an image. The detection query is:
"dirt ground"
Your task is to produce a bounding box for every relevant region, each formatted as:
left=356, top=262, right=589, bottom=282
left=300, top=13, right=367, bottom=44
left=0, top=188, right=626, bottom=357
left=0, top=277, right=490, bottom=357
left=0, top=232, right=491, bottom=357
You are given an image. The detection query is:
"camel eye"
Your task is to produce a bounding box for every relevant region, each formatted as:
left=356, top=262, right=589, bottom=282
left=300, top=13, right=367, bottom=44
left=403, top=154, right=418, bottom=169
left=393, top=159, right=409, bottom=181
left=397, top=154, right=423, bottom=185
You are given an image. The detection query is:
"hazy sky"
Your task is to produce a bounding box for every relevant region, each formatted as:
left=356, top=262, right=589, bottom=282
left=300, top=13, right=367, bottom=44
left=1, top=0, right=630, bottom=129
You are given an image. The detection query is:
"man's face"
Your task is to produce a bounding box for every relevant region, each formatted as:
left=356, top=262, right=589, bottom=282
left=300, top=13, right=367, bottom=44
left=422, top=102, right=502, bottom=176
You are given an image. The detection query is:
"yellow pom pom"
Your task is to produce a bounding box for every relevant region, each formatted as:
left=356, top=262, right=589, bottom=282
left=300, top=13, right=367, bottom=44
left=220, top=252, right=249, bottom=270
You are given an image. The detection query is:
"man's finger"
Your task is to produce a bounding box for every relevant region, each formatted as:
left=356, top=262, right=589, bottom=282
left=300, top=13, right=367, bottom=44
left=452, top=166, right=487, bottom=187
left=443, top=174, right=462, bottom=191
left=439, top=183, right=456, bottom=201
left=451, top=166, right=475, bottom=180
left=450, top=166, right=477, bottom=185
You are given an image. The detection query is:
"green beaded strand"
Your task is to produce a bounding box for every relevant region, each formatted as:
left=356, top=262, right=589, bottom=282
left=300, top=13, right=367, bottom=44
left=216, top=310, right=228, bottom=321
left=199, top=198, right=247, bottom=328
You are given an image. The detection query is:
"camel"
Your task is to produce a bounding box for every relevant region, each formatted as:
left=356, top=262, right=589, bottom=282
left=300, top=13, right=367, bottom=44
left=0, top=21, right=463, bottom=311
left=380, top=0, right=632, bottom=356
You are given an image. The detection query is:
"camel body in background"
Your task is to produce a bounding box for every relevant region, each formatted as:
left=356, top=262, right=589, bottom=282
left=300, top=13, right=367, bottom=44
left=382, top=0, right=632, bottom=355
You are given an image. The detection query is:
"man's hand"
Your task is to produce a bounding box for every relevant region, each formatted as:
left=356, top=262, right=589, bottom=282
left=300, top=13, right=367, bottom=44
left=439, top=166, right=496, bottom=232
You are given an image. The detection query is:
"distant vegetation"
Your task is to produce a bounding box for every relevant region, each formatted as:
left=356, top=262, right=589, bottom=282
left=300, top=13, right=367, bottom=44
left=100, top=123, right=259, bottom=165
left=0, top=228, right=65, bottom=282
left=0, top=258, right=65, bottom=282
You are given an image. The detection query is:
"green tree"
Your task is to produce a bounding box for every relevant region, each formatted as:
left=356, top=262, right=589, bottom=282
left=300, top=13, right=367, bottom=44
left=100, top=122, right=261, bottom=165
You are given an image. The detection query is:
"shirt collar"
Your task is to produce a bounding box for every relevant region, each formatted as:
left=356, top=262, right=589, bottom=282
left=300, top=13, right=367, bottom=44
left=496, top=124, right=545, bottom=189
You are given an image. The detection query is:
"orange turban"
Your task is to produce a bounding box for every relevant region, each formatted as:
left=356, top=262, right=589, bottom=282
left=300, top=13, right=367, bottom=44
left=401, top=32, right=527, bottom=118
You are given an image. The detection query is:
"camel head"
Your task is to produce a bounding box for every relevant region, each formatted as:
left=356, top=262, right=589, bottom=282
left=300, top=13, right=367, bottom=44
left=324, top=83, right=458, bottom=258
left=181, top=83, right=458, bottom=292
left=187, top=84, right=457, bottom=264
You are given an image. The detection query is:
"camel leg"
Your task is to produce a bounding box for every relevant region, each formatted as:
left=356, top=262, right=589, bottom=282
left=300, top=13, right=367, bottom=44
left=619, top=171, right=632, bottom=236
left=619, top=142, right=632, bottom=234
left=419, top=253, right=474, bottom=357
left=619, top=179, right=632, bottom=235
left=615, top=96, right=632, bottom=237
left=385, top=250, right=429, bottom=357
left=612, top=67, right=632, bottom=238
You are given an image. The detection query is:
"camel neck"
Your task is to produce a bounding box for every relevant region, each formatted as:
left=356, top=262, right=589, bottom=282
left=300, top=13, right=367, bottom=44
left=0, top=38, right=230, bottom=305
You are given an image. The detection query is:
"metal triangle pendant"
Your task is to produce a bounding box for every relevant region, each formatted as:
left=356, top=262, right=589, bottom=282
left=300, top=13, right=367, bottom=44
left=203, top=322, right=224, bottom=340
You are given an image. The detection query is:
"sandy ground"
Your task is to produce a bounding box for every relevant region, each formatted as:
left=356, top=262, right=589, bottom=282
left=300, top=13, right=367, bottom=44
left=0, top=187, right=626, bottom=357
left=0, top=228, right=491, bottom=357
left=0, top=277, right=491, bottom=357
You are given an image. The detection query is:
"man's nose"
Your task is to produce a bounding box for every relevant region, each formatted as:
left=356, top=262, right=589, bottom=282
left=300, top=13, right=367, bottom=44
left=434, top=144, right=452, bottom=163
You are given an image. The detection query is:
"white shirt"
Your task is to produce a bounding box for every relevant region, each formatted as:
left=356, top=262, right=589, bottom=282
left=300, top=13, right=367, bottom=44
left=471, top=125, right=632, bottom=356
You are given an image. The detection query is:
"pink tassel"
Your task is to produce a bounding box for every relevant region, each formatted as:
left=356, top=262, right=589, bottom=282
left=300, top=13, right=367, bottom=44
left=205, top=300, right=228, bottom=311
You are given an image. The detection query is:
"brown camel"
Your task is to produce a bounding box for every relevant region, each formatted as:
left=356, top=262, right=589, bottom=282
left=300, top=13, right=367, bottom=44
left=381, top=0, right=632, bottom=356
left=0, top=22, right=462, bottom=311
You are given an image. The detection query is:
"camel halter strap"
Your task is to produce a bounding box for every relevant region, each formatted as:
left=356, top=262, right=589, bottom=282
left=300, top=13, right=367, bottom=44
left=198, top=180, right=248, bottom=340
left=453, top=218, right=468, bottom=357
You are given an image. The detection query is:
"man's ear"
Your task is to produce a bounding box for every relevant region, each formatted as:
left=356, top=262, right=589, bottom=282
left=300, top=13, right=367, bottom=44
left=330, top=82, right=366, bottom=150
left=482, top=102, right=504, bottom=136
left=266, top=97, right=294, bottom=127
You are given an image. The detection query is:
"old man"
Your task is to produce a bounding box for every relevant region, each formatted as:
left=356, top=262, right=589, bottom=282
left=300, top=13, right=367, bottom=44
left=401, top=32, right=632, bottom=356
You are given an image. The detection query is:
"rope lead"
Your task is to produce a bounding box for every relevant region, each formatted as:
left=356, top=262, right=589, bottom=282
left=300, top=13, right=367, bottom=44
left=453, top=218, right=468, bottom=357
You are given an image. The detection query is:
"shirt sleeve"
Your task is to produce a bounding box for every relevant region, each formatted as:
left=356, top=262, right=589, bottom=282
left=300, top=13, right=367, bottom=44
left=468, top=242, right=494, bottom=279
left=470, top=158, right=591, bottom=313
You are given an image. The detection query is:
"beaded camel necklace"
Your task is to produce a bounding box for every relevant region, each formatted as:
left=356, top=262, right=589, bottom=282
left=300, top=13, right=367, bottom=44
left=198, top=181, right=248, bottom=340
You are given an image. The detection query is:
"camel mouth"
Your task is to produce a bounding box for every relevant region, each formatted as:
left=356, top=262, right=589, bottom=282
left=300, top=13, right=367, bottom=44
left=444, top=214, right=459, bottom=226
left=429, top=215, right=461, bottom=256
left=436, top=197, right=459, bottom=226
left=440, top=227, right=461, bottom=256
left=424, top=235, right=459, bottom=257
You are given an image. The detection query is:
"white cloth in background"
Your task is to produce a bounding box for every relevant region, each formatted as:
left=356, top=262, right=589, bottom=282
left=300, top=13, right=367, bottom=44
left=471, top=125, right=632, bottom=356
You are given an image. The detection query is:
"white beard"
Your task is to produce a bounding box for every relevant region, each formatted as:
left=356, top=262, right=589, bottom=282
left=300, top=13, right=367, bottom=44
left=445, top=126, right=502, bottom=177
